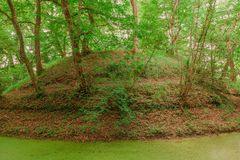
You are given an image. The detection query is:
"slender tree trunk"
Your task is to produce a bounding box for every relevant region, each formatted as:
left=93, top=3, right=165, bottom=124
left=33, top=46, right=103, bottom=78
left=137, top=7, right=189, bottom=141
left=54, top=36, right=66, bottom=57
left=220, top=57, right=236, bottom=82
left=226, top=40, right=237, bottom=81
left=180, top=0, right=216, bottom=107
left=82, top=36, right=91, bottom=55
left=61, top=0, right=89, bottom=94
left=168, top=0, right=180, bottom=56
left=130, top=0, right=139, bottom=54
left=221, top=39, right=237, bottom=81
left=219, top=14, right=240, bottom=81
left=229, top=56, right=236, bottom=81
left=82, top=10, right=94, bottom=56
left=63, top=35, right=67, bottom=56
left=220, top=59, right=229, bottom=80
left=210, top=41, right=215, bottom=84
left=34, top=0, right=44, bottom=75
left=7, top=0, right=39, bottom=92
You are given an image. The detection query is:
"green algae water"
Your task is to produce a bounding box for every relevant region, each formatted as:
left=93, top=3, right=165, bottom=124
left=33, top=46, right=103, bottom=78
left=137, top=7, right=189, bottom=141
left=0, top=133, right=240, bottom=160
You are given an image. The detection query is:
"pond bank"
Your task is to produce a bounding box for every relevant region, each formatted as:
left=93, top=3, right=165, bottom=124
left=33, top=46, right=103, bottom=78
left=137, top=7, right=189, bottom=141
left=0, top=107, right=240, bottom=142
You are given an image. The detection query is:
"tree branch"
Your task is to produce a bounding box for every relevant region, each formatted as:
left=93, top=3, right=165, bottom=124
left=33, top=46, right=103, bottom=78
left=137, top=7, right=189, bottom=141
left=19, top=21, right=35, bottom=25
left=0, top=8, right=11, bottom=21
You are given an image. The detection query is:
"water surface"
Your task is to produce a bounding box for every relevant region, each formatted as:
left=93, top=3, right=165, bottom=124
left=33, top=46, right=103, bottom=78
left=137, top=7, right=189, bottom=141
left=0, top=133, right=239, bottom=160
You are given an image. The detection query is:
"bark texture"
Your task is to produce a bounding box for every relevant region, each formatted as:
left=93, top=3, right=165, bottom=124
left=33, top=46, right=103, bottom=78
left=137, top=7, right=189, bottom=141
left=61, top=0, right=89, bottom=94
left=7, top=0, right=39, bottom=92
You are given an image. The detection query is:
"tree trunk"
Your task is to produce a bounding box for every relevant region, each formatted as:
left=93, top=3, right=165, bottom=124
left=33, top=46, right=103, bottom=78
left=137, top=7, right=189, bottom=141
left=7, top=0, right=39, bottom=92
left=229, top=56, right=236, bottom=82
left=54, top=36, right=66, bottom=58
left=226, top=40, right=236, bottom=82
left=34, top=0, right=44, bottom=75
left=61, top=0, right=89, bottom=94
left=180, top=0, right=216, bottom=106
left=210, top=41, right=215, bottom=84
left=63, top=35, right=67, bottom=57
left=130, top=0, right=139, bottom=54
left=82, top=36, right=91, bottom=56
left=220, top=59, right=229, bottom=80
left=81, top=11, right=94, bottom=56
left=168, top=0, right=180, bottom=56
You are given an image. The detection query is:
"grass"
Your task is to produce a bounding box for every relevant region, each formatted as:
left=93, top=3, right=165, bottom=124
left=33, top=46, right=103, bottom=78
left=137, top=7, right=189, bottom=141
left=2, top=58, right=65, bottom=95
left=0, top=133, right=240, bottom=160
left=229, top=80, right=240, bottom=94
left=1, top=53, right=179, bottom=95
left=2, top=77, right=30, bottom=95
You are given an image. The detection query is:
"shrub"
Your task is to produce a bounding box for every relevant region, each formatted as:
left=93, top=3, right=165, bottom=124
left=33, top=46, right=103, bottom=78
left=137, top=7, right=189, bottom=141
left=148, top=126, right=165, bottom=136
left=107, top=87, right=135, bottom=125
left=108, top=87, right=131, bottom=112
left=77, top=87, right=135, bottom=125
left=93, top=87, right=135, bottom=124
left=104, top=57, right=145, bottom=80
left=105, top=60, right=132, bottom=79
left=210, top=94, right=222, bottom=106
left=34, top=127, right=58, bottom=137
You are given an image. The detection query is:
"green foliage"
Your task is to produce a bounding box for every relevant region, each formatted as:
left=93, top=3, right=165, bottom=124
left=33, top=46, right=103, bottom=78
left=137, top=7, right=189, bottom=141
left=185, top=122, right=198, bottom=133
left=2, top=77, right=29, bottom=95
left=80, top=87, right=135, bottom=125
left=107, top=87, right=135, bottom=124
left=148, top=126, right=166, bottom=136
left=0, top=65, right=29, bottom=94
left=11, top=127, right=29, bottom=135
left=0, top=0, right=239, bottom=128
left=211, top=94, right=223, bottom=107
left=105, top=61, right=129, bottom=79
left=215, top=102, right=236, bottom=114
left=1, top=58, right=65, bottom=95
left=34, top=127, right=58, bottom=137
left=230, top=80, right=240, bottom=95
left=236, top=117, right=240, bottom=124
left=153, top=85, right=168, bottom=101
left=104, top=55, right=145, bottom=80
left=79, top=125, right=97, bottom=134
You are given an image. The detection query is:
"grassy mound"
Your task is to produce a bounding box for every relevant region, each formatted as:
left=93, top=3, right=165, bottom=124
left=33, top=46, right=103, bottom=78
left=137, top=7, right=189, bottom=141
left=0, top=52, right=240, bottom=141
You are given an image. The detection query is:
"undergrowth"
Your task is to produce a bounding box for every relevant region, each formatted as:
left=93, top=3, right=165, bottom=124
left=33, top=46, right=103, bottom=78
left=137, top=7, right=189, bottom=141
left=78, top=86, right=135, bottom=125
left=2, top=58, right=65, bottom=95
left=230, top=80, right=240, bottom=95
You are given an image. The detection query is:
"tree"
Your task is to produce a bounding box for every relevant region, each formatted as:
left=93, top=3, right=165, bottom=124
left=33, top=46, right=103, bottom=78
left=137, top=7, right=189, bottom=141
left=61, top=0, right=89, bottom=94
left=130, top=0, right=139, bottom=54
left=34, top=0, right=44, bottom=75
left=168, top=0, right=181, bottom=56
left=179, top=0, right=217, bottom=106
left=81, top=3, right=94, bottom=56
left=3, top=0, right=39, bottom=92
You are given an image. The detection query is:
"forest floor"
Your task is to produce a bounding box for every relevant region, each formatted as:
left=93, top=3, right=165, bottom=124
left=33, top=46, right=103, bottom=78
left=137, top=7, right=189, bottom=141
left=0, top=53, right=240, bottom=142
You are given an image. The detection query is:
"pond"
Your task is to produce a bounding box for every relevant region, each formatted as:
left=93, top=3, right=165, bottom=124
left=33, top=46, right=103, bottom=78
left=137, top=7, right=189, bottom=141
left=0, top=133, right=239, bottom=160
